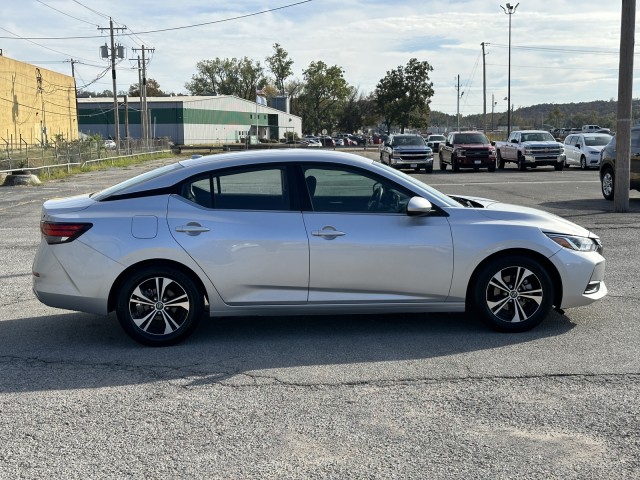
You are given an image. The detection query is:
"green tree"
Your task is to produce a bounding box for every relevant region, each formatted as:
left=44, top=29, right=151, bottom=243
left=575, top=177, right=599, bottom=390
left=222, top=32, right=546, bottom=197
left=128, top=78, right=165, bottom=97
left=185, top=57, right=266, bottom=100
left=265, top=43, right=294, bottom=96
left=294, top=61, right=350, bottom=134
left=375, top=58, right=434, bottom=133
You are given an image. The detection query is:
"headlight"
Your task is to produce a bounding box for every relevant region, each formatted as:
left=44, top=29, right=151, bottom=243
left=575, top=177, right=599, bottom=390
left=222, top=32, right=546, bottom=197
left=546, top=233, right=602, bottom=253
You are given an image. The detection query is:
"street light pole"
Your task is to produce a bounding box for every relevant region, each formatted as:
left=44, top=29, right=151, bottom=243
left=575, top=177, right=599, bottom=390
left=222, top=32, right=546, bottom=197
left=501, top=3, right=518, bottom=137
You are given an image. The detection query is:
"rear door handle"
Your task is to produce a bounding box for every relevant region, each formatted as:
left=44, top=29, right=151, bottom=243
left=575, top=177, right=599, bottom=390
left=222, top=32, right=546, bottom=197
left=176, top=222, right=210, bottom=236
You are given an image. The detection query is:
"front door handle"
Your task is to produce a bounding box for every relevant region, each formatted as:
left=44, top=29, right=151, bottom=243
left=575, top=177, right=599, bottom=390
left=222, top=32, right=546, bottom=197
left=312, top=226, right=345, bottom=239
left=176, top=222, right=210, bottom=236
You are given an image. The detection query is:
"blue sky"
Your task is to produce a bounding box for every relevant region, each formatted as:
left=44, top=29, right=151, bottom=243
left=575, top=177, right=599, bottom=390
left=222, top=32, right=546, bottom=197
left=1, top=0, right=637, bottom=115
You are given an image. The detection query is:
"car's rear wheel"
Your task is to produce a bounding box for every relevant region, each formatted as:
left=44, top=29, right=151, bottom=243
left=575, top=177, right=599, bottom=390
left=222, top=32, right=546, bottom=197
left=497, top=150, right=505, bottom=169
left=601, top=167, right=614, bottom=200
left=472, top=256, right=553, bottom=332
left=439, top=153, right=447, bottom=170
left=116, top=266, right=203, bottom=346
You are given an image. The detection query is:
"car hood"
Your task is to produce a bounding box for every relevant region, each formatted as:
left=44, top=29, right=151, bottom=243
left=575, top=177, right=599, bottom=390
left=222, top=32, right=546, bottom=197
left=455, top=143, right=491, bottom=148
left=521, top=141, right=559, bottom=147
left=393, top=145, right=431, bottom=151
left=452, top=195, right=593, bottom=237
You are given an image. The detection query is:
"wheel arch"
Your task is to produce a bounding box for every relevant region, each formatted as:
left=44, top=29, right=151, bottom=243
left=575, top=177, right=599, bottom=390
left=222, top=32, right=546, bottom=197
left=108, top=259, right=209, bottom=313
left=465, top=248, right=562, bottom=309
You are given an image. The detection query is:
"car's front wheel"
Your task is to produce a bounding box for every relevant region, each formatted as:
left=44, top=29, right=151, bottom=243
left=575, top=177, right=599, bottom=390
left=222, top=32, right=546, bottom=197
left=116, top=266, right=203, bottom=346
left=472, top=256, right=553, bottom=332
left=601, top=167, right=614, bottom=200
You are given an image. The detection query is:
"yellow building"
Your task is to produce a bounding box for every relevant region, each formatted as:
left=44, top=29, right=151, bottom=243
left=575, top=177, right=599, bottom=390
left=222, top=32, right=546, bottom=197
left=0, top=54, right=78, bottom=147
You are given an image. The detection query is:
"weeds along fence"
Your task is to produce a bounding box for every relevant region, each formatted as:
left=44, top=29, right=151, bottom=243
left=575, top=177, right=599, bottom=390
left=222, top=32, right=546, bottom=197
left=0, top=138, right=172, bottom=177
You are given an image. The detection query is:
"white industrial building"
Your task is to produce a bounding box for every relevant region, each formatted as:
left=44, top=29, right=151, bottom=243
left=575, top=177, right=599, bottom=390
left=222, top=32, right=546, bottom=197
left=77, top=95, right=302, bottom=145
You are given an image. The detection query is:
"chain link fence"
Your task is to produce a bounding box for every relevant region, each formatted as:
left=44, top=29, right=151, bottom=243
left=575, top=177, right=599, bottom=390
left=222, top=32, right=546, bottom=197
left=0, top=138, right=173, bottom=176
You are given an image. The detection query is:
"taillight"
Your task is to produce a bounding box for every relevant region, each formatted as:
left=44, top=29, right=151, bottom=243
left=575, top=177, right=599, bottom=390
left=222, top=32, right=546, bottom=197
left=40, top=222, right=92, bottom=244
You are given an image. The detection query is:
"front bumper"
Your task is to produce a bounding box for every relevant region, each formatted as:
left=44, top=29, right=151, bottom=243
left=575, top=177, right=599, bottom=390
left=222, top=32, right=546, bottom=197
left=390, top=157, right=434, bottom=168
left=523, top=154, right=566, bottom=165
left=550, top=247, right=607, bottom=309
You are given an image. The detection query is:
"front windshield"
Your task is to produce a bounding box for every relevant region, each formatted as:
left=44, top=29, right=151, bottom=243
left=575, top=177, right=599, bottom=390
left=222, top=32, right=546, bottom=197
left=91, top=163, right=183, bottom=200
left=393, top=136, right=425, bottom=146
left=371, top=161, right=463, bottom=207
left=521, top=132, right=555, bottom=142
left=584, top=135, right=612, bottom=147
left=455, top=133, right=488, bottom=144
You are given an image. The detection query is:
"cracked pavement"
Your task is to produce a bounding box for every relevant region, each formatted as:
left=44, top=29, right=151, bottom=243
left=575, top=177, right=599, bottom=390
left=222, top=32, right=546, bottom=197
left=0, top=154, right=639, bottom=479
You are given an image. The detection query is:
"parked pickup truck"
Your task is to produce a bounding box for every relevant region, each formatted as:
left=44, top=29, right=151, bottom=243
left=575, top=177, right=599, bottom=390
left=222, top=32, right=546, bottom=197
left=439, top=131, right=497, bottom=172
left=494, top=130, right=566, bottom=171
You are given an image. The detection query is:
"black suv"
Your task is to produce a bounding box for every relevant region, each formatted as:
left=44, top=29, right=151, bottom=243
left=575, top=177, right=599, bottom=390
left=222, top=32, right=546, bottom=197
left=599, top=125, right=640, bottom=200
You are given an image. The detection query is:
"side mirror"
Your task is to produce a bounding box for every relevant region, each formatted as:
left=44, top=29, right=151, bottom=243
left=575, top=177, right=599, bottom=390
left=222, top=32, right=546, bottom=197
left=406, top=196, right=432, bottom=216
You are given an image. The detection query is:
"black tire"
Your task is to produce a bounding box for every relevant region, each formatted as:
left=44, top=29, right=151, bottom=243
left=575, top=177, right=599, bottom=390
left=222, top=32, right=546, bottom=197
left=601, top=167, right=614, bottom=201
left=580, top=156, right=587, bottom=170
left=554, top=161, right=564, bottom=171
left=488, top=162, right=496, bottom=172
left=116, top=266, right=203, bottom=346
left=425, top=166, right=433, bottom=174
left=517, top=154, right=527, bottom=171
left=472, top=255, right=554, bottom=332
left=497, top=150, right=505, bottom=169
left=452, top=157, right=460, bottom=172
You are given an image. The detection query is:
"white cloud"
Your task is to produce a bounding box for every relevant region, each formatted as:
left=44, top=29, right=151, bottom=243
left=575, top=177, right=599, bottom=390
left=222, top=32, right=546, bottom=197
left=1, top=0, right=636, bottom=114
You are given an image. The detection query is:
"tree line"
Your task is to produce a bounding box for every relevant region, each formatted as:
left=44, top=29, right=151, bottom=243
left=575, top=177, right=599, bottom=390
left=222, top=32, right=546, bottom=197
left=78, top=43, right=434, bottom=136
left=77, top=44, right=636, bottom=135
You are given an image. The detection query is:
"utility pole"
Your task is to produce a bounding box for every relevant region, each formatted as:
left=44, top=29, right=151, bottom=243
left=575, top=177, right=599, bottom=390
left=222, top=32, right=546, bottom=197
left=614, top=0, right=636, bottom=212
left=68, top=58, right=79, bottom=138
left=501, top=3, right=518, bottom=137
left=481, top=42, right=487, bottom=134
left=456, top=75, right=464, bottom=132
left=98, top=18, right=126, bottom=151
left=133, top=45, right=154, bottom=145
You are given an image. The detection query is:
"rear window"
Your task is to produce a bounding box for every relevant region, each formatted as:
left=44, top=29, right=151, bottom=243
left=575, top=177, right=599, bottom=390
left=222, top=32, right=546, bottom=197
left=92, top=163, right=183, bottom=201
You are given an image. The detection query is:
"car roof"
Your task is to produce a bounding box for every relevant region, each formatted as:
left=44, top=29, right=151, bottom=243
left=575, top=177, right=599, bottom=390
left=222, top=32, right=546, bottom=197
left=105, top=149, right=377, bottom=197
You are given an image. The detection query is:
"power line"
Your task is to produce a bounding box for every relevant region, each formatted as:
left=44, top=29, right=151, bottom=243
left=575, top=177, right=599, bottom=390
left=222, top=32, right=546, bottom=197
left=486, top=43, right=639, bottom=56
left=0, top=1, right=313, bottom=40
left=35, top=0, right=100, bottom=27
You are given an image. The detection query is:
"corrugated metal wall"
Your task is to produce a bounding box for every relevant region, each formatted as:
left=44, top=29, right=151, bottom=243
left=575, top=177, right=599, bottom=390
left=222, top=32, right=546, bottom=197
left=0, top=56, right=78, bottom=146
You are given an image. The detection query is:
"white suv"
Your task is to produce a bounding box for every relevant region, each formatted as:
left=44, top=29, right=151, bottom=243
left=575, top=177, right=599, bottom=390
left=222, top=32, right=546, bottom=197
left=564, top=133, right=612, bottom=169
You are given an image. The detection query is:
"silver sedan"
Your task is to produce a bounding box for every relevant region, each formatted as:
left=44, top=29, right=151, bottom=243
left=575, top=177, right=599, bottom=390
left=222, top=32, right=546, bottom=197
left=32, top=150, right=607, bottom=346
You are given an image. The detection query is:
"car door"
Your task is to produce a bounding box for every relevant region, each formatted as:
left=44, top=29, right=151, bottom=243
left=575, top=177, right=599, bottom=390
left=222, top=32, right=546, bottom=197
left=440, top=134, right=453, bottom=164
left=300, top=164, right=454, bottom=303
left=564, top=135, right=577, bottom=165
left=167, top=165, right=309, bottom=305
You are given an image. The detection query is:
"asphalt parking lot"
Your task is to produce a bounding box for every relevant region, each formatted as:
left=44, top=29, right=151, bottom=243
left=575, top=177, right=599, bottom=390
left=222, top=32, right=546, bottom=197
left=0, top=151, right=639, bottom=479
